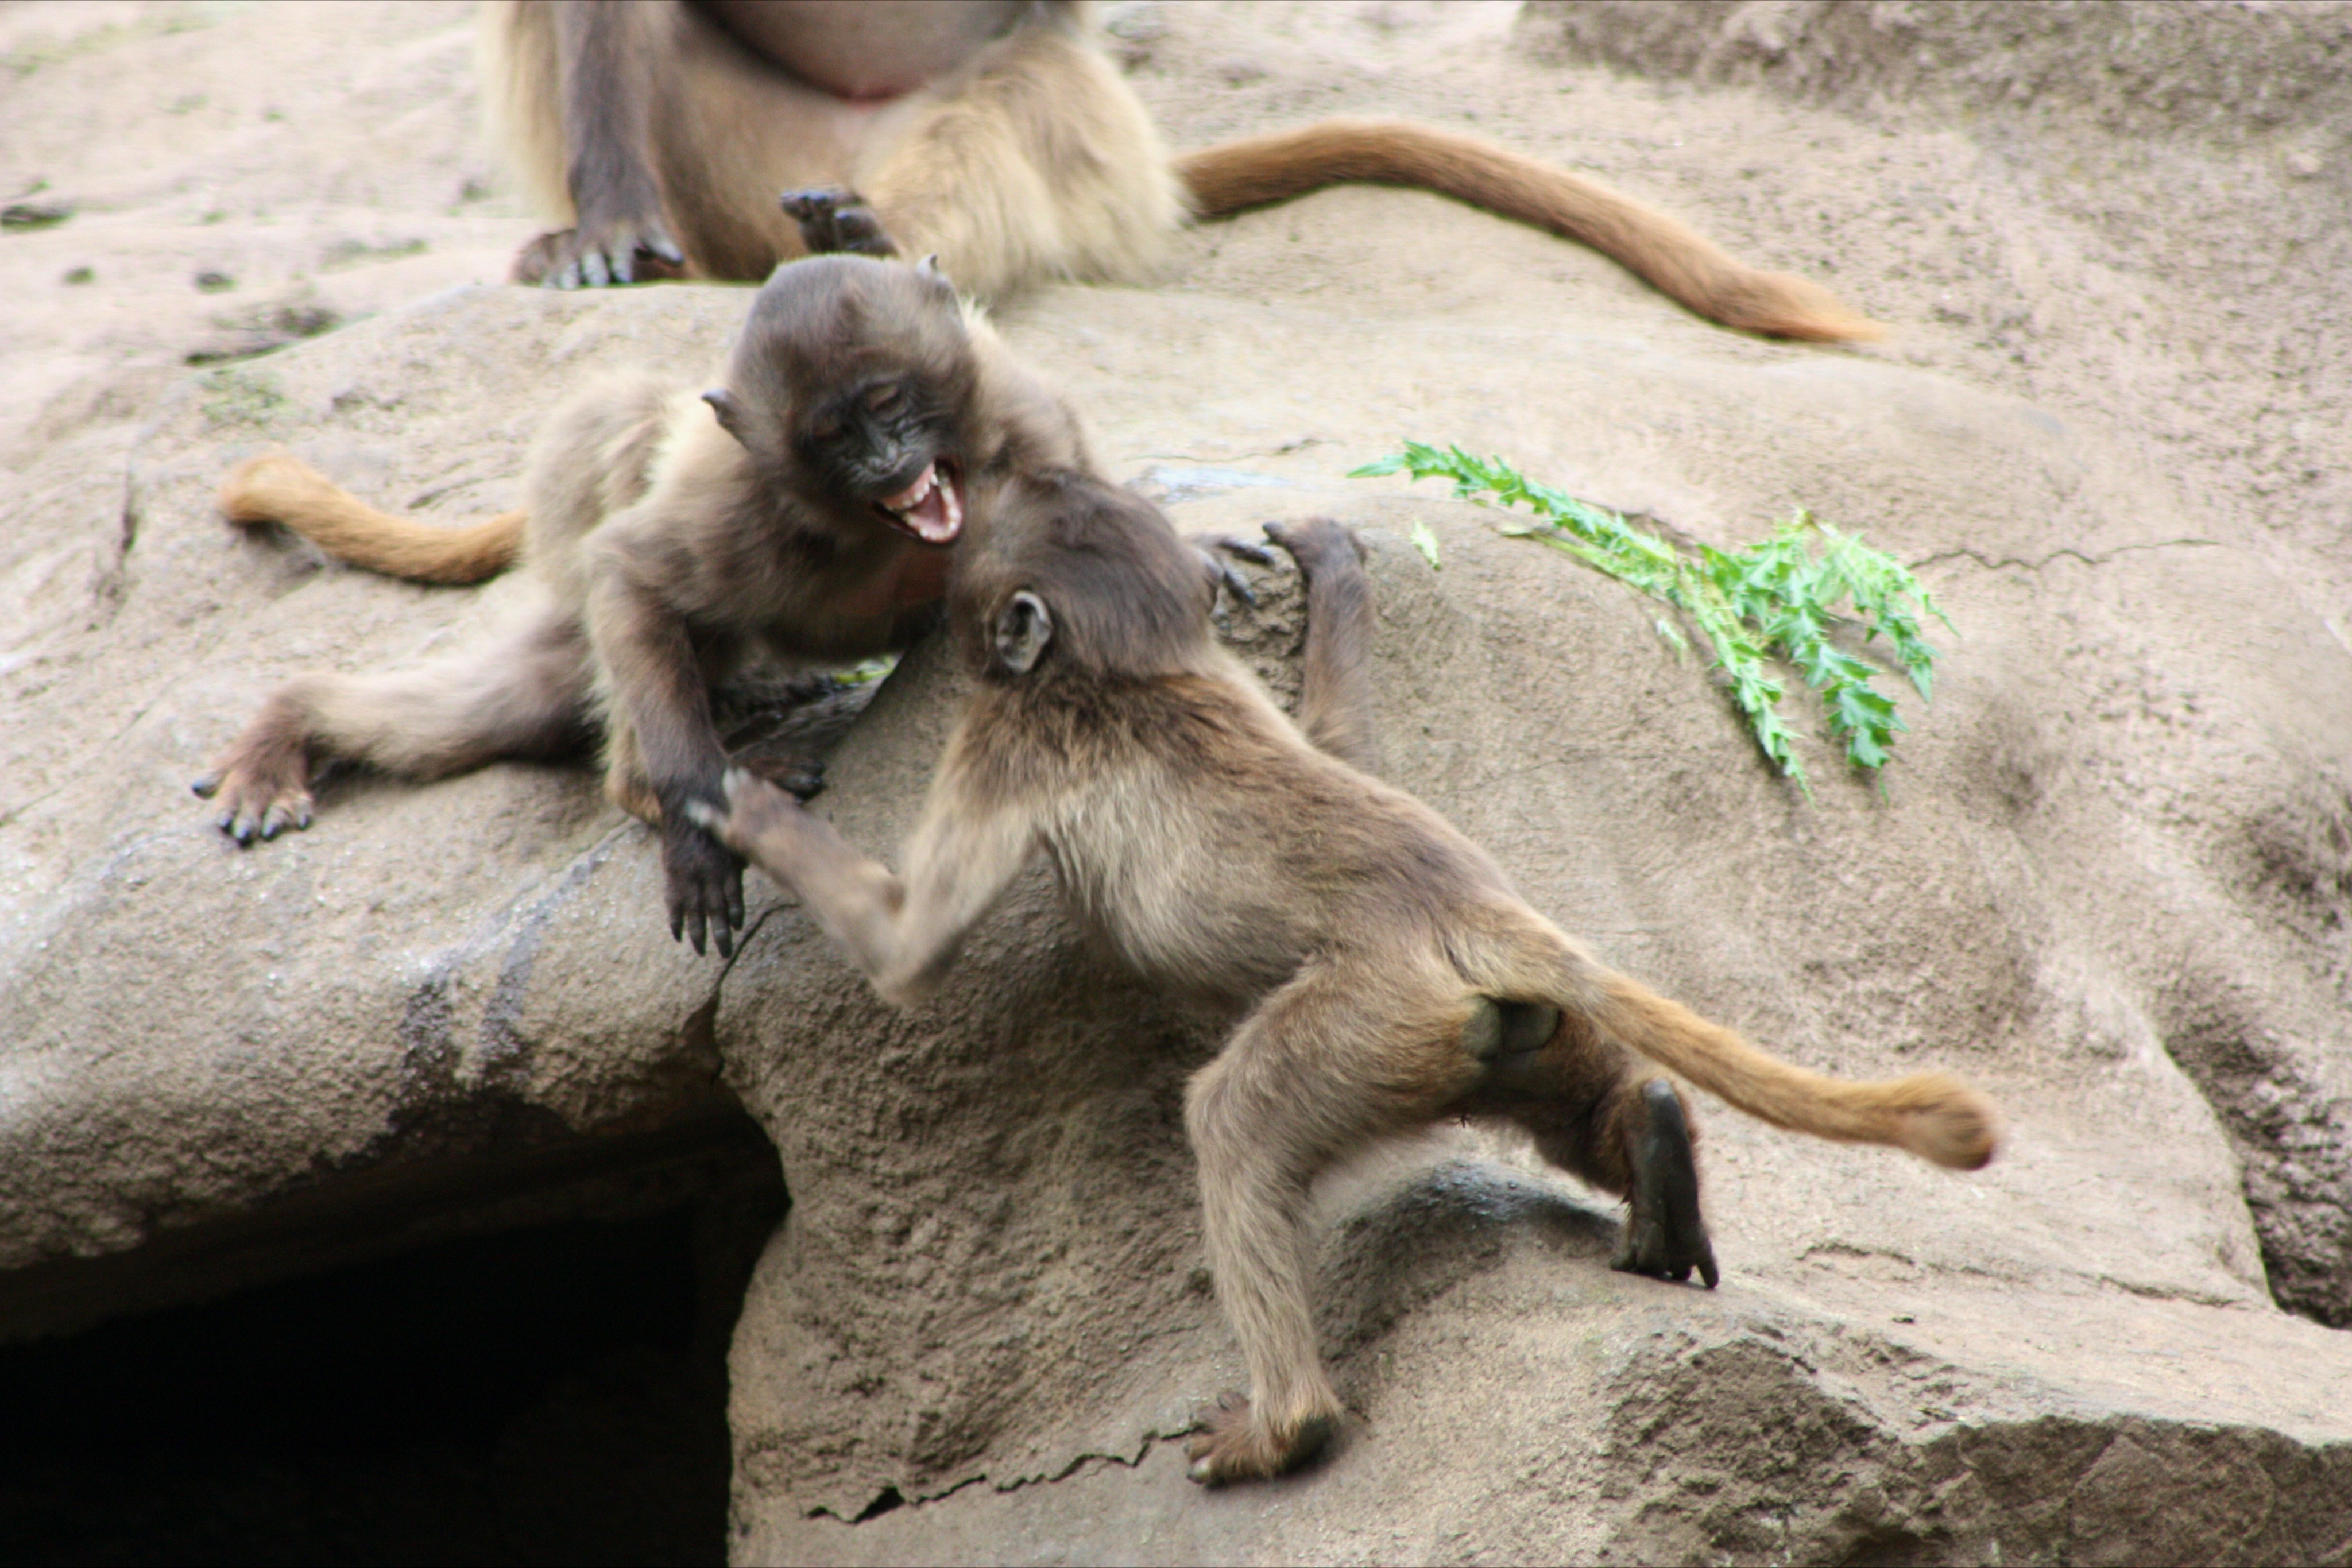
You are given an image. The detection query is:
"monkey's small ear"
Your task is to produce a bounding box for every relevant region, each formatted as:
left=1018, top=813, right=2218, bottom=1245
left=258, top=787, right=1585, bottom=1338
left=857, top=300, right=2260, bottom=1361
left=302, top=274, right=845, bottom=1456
left=702, top=388, right=746, bottom=444
left=993, top=591, right=1053, bottom=675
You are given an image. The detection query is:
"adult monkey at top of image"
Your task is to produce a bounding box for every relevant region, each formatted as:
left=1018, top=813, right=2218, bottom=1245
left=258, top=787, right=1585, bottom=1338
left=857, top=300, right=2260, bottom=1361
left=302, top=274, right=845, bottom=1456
left=688, top=477, right=1999, bottom=1484
left=197, top=254, right=1090, bottom=957
left=486, top=0, right=1882, bottom=339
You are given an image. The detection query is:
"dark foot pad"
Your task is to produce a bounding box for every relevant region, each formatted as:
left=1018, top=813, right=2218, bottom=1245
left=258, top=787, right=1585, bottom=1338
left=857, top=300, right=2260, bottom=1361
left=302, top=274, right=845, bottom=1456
left=779, top=188, right=897, bottom=258
left=1611, top=1078, right=1720, bottom=1287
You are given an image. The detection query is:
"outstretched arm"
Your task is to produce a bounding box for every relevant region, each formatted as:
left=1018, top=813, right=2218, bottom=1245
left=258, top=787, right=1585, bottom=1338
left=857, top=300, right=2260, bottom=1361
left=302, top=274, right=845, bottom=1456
left=1263, top=518, right=1381, bottom=775
left=690, top=766, right=1035, bottom=1005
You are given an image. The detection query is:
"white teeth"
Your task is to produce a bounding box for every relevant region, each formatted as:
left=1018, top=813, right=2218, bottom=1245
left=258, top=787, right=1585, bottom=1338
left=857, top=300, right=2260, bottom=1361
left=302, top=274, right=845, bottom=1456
left=882, top=463, right=936, bottom=513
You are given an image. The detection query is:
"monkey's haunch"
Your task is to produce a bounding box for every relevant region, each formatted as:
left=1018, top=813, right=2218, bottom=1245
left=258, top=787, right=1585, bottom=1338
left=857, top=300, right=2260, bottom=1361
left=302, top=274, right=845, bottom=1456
left=1177, top=119, right=1884, bottom=343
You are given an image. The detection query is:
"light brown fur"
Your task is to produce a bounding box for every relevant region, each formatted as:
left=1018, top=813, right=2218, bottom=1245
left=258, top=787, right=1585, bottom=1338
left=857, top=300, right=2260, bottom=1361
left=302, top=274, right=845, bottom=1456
left=201, top=255, right=1090, bottom=957
left=481, top=0, right=1879, bottom=339
left=693, top=474, right=1996, bottom=1486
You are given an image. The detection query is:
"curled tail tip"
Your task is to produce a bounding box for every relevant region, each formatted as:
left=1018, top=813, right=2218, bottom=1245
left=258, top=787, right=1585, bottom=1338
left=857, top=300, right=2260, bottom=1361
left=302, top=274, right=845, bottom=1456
left=216, top=450, right=320, bottom=525
left=1894, top=1074, right=2001, bottom=1171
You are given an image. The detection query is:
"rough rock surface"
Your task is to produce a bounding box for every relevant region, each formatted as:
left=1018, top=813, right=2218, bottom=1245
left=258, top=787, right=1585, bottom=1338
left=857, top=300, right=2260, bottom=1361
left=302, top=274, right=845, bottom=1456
left=2, top=2, right=2349, bottom=1565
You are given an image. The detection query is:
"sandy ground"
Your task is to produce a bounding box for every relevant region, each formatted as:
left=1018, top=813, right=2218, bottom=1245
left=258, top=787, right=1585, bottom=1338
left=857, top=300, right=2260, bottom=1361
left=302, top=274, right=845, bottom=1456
left=5, top=0, right=2344, bottom=613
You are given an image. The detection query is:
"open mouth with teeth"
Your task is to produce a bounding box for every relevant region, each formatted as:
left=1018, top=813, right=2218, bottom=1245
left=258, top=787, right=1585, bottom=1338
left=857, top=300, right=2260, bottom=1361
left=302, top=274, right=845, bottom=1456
left=873, top=459, right=965, bottom=545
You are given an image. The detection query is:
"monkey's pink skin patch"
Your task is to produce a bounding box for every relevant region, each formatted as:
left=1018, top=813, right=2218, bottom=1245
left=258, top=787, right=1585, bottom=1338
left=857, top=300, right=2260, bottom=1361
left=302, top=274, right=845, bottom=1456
left=876, top=460, right=964, bottom=545
left=1183, top=1392, right=1336, bottom=1485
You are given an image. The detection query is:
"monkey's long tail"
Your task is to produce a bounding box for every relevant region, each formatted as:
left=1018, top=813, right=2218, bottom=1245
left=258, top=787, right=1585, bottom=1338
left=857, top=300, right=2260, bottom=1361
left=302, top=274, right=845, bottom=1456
left=1581, top=967, right=1997, bottom=1170
left=1174, top=119, right=1881, bottom=343
left=218, top=452, right=524, bottom=585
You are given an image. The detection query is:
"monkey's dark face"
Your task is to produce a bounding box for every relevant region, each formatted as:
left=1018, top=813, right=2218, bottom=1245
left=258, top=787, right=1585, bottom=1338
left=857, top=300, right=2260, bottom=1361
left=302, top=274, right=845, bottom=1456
left=798, top=372, right=967, bottom=546
left=712, top=254, right=981, bottom=548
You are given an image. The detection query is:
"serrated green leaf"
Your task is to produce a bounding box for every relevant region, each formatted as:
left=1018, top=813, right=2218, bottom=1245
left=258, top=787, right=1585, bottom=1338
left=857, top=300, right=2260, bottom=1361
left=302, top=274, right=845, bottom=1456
left=1355, top=443, right=1952, bottom=793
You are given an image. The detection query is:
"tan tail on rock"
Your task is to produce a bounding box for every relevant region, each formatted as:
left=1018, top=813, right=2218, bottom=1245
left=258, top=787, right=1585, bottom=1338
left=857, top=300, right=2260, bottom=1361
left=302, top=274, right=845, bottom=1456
left=1587, top=970, right=1999, bottom=1169
left=1176, top=118, right=1883, bottom=342
left=218, top=452, right=525, bottom=585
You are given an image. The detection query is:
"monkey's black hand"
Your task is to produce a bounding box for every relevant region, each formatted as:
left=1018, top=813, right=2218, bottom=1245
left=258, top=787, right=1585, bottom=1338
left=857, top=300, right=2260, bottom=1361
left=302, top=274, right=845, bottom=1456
left=1263, top=517, right=1367, bottom=577
left=661, top=816, right=745, bottom=958
left=1610, top=1078, right=1720, bottom=1288
left=780, top=188, right=898, bottom=258
left=1187, top=533, right=1276, bottom=607
left=740, top=754, right=826, bottom=803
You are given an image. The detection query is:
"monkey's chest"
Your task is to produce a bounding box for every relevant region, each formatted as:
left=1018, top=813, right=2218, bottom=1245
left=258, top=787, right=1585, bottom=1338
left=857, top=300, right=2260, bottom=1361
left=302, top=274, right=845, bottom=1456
left=823, top=543, right=954, bottom=622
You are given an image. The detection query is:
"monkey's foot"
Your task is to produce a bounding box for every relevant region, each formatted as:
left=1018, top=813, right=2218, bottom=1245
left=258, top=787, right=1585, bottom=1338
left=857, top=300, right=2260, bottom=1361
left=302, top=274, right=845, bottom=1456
left=780, top=188, right=898, bottom=258
left=660, top=815, right=746, bottom=959
left=1263, top=517, right=1367, bottom=576
left=1610, top=1078, right=1720, bottom=1288
left=511, top=221, right=686, bottom=289
left=192, top=747, right=314, bottom=846
left=740, top=754, right=826, bottom=803
left=1185, top=1393, right=1336, bottom=1486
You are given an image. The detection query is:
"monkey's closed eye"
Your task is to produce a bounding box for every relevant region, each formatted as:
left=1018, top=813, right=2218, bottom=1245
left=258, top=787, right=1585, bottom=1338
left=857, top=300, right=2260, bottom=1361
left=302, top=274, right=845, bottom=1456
left=864, top=382, right=906, bottom=414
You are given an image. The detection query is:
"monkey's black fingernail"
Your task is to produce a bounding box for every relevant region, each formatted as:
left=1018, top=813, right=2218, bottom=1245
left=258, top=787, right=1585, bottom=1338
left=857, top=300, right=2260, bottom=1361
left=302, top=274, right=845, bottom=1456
left=670, top=910, right=684, bottom=942
left=715, top=925, right=733, bottom=959
left=293, top=807, right=312, bottom=830
left=191, top=774, right=219, bottom=799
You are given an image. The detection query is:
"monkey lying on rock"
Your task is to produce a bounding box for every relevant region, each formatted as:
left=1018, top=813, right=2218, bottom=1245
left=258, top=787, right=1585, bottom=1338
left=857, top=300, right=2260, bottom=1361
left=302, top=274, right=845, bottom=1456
left=487, top=0, right=1880, bottom=340
left=688, top=475, right=2000, bottom=1484
left=198, top=254, right=1091, bottom=956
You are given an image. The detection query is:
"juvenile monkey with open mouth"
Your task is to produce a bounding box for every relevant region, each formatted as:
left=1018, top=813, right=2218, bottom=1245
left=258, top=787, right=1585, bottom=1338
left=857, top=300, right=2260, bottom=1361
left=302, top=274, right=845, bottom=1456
left=691, top=473, right=1999, bottom=1484
left=198, top=253, right=1088, bottom=955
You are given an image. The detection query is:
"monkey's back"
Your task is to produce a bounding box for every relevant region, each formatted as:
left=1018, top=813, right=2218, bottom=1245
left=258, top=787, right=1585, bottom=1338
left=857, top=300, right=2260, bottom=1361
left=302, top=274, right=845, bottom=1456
left=1008, top=664, right=1534, bottom=1012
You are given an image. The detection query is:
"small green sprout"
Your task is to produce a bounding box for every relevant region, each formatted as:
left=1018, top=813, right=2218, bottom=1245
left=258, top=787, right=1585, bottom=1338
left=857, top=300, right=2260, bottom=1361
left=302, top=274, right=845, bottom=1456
left=1409, top=518, right=1442, bottom=570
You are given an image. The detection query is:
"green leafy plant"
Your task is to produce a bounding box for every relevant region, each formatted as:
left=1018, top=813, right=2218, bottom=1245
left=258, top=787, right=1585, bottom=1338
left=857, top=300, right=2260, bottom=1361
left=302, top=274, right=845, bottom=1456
left=1352, top=443, right=1952, bottom=796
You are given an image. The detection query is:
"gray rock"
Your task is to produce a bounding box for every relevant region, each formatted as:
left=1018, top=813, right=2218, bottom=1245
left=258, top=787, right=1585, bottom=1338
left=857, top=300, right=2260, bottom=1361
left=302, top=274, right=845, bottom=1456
left=3, top=2, right=2350, bottom=1562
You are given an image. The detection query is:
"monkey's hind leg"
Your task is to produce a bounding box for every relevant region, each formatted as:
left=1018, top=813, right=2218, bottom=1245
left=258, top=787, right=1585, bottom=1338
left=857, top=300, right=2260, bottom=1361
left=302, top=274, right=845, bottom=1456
left=195, top=605, right=594, bottom=843
left=1610, top=1079, right=1719, bottom=1287
left=1463, top=999, right=1719, bottom=1289
left=1183, top=963, right=1488, bottom=1485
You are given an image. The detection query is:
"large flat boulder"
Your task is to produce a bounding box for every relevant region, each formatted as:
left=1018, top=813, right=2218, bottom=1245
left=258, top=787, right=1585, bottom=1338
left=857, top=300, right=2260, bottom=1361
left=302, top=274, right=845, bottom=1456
left=3, top=2, right=2347, bottom=1563
left=720, top=269, right=2352, bottom=1560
